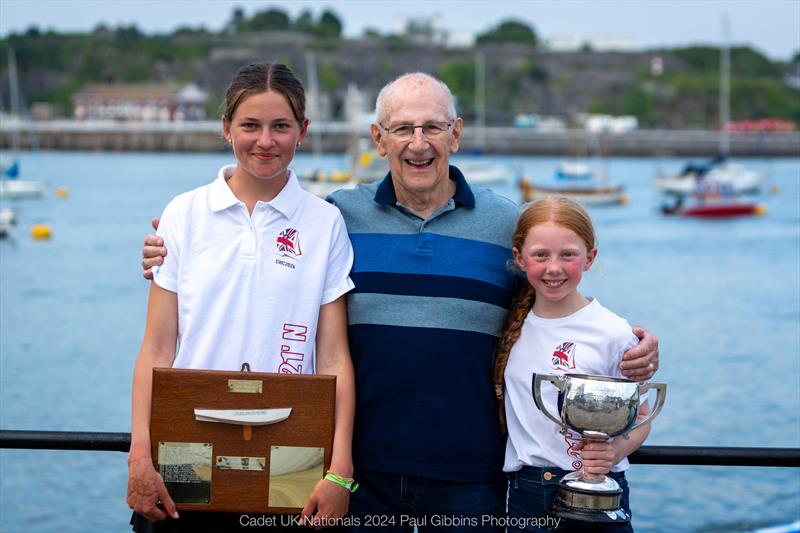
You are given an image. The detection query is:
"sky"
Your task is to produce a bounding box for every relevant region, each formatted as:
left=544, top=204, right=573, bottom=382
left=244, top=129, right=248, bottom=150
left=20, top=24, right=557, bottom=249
left=1, top=0, right=799, bottom=60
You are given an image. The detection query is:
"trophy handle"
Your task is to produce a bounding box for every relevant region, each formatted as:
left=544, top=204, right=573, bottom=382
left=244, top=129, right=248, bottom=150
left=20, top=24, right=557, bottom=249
left=629, top=382, right=667, bottom=432
left=532, top=373, right=567, bottom=430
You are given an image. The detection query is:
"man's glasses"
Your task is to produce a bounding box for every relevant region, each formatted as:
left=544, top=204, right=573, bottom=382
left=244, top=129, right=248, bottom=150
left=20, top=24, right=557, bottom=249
left=378, top=121, right=453, bottom=141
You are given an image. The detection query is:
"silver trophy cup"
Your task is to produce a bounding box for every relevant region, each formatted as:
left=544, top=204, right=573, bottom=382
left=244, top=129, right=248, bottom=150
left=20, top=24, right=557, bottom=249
left=532, top=373, right=666, bottom=525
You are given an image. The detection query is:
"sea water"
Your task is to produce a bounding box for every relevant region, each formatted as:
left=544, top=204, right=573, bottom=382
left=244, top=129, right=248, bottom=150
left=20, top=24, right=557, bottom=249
left=0, top=152, right=798, bottom=532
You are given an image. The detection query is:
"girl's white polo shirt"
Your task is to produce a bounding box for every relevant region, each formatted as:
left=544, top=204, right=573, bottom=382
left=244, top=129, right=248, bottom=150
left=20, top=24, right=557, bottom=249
left=152, top=165, right=354, bottom=374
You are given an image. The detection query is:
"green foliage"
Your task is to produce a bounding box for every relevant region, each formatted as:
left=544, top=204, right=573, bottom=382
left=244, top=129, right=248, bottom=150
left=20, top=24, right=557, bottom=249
left=294, top=10, right=314, bottom=33
left=319, top=63, right=340, bottom=92
left=227, top=7, right=246, bottom=34
left=521, top=59, right=547, bottom=82
left=242, top=8, right=290, bottom=32
left=438, top=61, right=475, bottom=112
left=620, top=85, right=655, bottom=125
left=668, top=45, right=780, bottom=78
left=589, top=98, right=609, bottom=114
left=314, top=10, right=343, bottom=38
left=476, top=19, right=537, bottom=46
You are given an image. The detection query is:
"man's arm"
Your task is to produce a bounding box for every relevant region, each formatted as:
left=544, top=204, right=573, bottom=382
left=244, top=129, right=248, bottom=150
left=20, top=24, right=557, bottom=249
left=620, top=327, right=659, bottom=381
left=142, top=218, right=166, bottom=280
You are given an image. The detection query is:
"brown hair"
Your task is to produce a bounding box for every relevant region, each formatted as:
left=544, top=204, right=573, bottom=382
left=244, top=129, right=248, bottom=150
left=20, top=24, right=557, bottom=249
left=222, top=63, right=306, bottom=124
left=493, top=196, right=596, bottom=430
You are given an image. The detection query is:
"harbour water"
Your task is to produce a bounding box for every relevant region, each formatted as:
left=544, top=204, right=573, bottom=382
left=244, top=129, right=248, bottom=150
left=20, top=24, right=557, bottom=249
left=0, top=151, right=798, bottom=532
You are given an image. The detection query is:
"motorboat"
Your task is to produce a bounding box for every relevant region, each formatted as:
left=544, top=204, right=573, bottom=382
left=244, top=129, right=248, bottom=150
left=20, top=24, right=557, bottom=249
left=654, top=156, right=765, bottom=195
left=520, top=178, right=627, bottom=206
left=660, top=191, right=766, bottom=218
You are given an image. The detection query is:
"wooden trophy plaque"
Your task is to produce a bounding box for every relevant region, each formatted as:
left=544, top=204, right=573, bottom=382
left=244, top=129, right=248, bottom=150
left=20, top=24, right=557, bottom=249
left=149, top=367, right=335, bottom=513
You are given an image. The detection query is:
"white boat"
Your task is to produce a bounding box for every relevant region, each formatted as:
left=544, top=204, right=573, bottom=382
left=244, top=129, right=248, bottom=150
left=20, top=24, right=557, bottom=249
left=656, top=18, right=765, bottom=197
left=1, top=50, right=46, bottom=199
left=460, top=161, right=510, bottom=185
left=520, top=178, right=627, bottom=206
left=299, top=174, right=360, bottom=198
left=0, top=165, right=45, bottom=198
left=654, top=158, right=765, bottom=195
left=555, top=161, right=596, bottom=180
left=0, top=206, right=16, bottom=238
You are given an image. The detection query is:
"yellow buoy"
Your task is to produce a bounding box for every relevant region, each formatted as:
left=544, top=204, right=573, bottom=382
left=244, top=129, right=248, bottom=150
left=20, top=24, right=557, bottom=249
left=55, top=186, right=70, bottom=199
left=358, top=151, right=375, bottom=168
left=31, top=223, right=52, bottom=240
left=754, top=204, right=768, bottom=216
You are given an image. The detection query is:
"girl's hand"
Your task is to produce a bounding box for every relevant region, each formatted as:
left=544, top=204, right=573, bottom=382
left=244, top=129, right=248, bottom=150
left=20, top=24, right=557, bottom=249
left=575, top=441, right=615, bottom=476
left=126, top=455, right=179, bottom=522
left=301, top=477, right=350, bottom=529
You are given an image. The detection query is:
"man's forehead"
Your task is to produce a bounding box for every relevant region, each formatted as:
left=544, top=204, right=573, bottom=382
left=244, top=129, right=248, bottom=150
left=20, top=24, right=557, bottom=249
left=382, top=92, right=451, bottom=123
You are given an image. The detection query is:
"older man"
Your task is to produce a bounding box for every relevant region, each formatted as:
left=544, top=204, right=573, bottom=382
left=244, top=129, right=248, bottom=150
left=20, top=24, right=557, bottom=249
left=142, top=73, right=658, bottom=531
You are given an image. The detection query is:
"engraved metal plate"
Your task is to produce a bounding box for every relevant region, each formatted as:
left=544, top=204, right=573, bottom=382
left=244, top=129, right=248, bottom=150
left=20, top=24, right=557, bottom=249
left=158, top=442, right=212, bottom=504
left=228, top=379, right=263, bottom=394
left=268, top=446, right=324, bottom=508
left=217, top=456, right=266, bottom=471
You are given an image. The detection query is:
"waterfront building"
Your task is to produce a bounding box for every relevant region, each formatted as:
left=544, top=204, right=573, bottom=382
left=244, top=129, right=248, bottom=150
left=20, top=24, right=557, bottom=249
left=72, top=82, right=208, bottom=121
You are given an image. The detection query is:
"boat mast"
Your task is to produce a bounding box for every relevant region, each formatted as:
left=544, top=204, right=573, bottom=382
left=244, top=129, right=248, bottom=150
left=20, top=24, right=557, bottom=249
left=475, top=51, right=486, bottom=151
left=8, top=49, right=19, bottom=153
left=719, top=15, right=731, bottom=156
left=305, top=52, right=322, bottom=168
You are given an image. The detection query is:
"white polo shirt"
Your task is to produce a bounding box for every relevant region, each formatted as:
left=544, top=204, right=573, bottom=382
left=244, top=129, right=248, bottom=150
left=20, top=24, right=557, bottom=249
left=153, top=165, right=354, bottom=374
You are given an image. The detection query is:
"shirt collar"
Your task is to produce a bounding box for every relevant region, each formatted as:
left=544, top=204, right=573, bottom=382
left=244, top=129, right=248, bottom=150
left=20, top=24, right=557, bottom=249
left=373, top=164, right=475, bottom=208
left=209, top=165, right=303, bottom=219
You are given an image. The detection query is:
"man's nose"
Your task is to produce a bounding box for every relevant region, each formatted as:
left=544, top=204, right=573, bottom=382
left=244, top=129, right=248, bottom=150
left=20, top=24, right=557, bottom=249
left=408, top=127, right=429, bottom=149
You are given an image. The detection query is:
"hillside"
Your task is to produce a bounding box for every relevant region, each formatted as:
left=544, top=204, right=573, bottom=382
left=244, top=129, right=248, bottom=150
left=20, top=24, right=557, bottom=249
left=1, top=24, right=798, bottom=129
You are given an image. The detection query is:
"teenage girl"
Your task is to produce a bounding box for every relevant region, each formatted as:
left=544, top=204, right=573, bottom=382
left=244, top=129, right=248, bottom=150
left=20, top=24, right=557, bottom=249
left=127, top=63, right=356, bottom=532
left=494, top=196, right=651, bottom=532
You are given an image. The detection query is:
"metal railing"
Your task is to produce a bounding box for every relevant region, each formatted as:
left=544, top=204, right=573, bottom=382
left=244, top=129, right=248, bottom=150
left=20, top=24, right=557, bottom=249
left=1, top=430, right=798, bottom=468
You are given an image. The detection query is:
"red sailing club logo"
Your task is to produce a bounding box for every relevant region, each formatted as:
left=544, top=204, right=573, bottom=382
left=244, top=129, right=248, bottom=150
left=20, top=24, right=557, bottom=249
left=276, top=228, right=302, bottom=259
left=551, top=341, right=577, bottom=371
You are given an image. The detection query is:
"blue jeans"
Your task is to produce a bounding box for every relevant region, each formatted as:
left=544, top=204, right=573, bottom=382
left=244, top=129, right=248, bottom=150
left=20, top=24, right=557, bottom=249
left=344, top=469, right=505, bottom=532
left=506, top=466, right=634, bottom=533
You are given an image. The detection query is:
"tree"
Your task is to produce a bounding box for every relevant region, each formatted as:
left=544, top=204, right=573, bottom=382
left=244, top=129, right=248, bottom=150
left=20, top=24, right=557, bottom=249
left=314, top=10, right=342, bottom=38
left=476, top=19, right=537, bottom=46
left=294, top=9, right=314, bottom=33
left=243, top=8, right=290, bottom=32
left=227, top=7, right=246, bottom=34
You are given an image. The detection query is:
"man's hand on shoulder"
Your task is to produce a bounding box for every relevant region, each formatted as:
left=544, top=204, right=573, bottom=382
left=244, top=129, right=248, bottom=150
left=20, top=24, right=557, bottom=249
left=620, top=326, right=659, bottom=381
left=142, top=217, right=166, bottom=281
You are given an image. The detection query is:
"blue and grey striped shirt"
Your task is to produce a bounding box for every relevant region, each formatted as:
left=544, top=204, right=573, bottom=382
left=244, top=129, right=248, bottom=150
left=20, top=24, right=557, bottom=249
left=329, top=165, right=520, bottom=481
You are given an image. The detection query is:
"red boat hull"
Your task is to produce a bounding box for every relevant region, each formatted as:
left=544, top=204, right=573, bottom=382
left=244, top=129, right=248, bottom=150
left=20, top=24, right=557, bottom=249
left=675, top=204, right=765, bottom=218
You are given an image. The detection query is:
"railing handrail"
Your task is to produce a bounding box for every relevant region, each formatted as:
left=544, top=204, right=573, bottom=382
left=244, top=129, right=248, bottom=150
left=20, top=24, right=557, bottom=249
left=1, top=430, right=798, bottom=468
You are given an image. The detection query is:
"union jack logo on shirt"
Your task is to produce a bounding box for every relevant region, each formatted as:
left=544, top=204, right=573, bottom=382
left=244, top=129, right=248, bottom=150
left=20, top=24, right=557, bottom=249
left=276, top=228, right=302, bottom=259
left=551, top=341, right=577, bottom=370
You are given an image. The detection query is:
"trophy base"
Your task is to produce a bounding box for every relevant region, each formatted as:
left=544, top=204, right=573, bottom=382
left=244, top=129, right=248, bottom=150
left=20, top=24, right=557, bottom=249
left=548, top=478, right=631, bottom=527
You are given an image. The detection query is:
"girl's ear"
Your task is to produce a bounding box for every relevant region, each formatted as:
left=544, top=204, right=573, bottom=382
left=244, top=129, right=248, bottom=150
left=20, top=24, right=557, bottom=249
left=584, top=247, right=598, bottom=271
left=513, top=247, right=524, bottom=271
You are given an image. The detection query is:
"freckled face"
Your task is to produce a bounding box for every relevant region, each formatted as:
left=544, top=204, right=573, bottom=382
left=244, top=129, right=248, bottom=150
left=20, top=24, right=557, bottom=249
left=514, top=221, right=596, bottom=308
left=223, top=90, right=308, bottom=184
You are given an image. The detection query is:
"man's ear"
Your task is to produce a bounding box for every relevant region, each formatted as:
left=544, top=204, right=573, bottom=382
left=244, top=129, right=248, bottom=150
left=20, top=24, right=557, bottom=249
left=449, top=117, right=463, bottom=154
left=371, top=123, right=387, bottom=157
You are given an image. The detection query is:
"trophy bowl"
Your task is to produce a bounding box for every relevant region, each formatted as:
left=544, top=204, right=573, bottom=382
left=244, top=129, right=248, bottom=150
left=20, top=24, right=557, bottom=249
left=532, top=373, right=666, bottom=526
